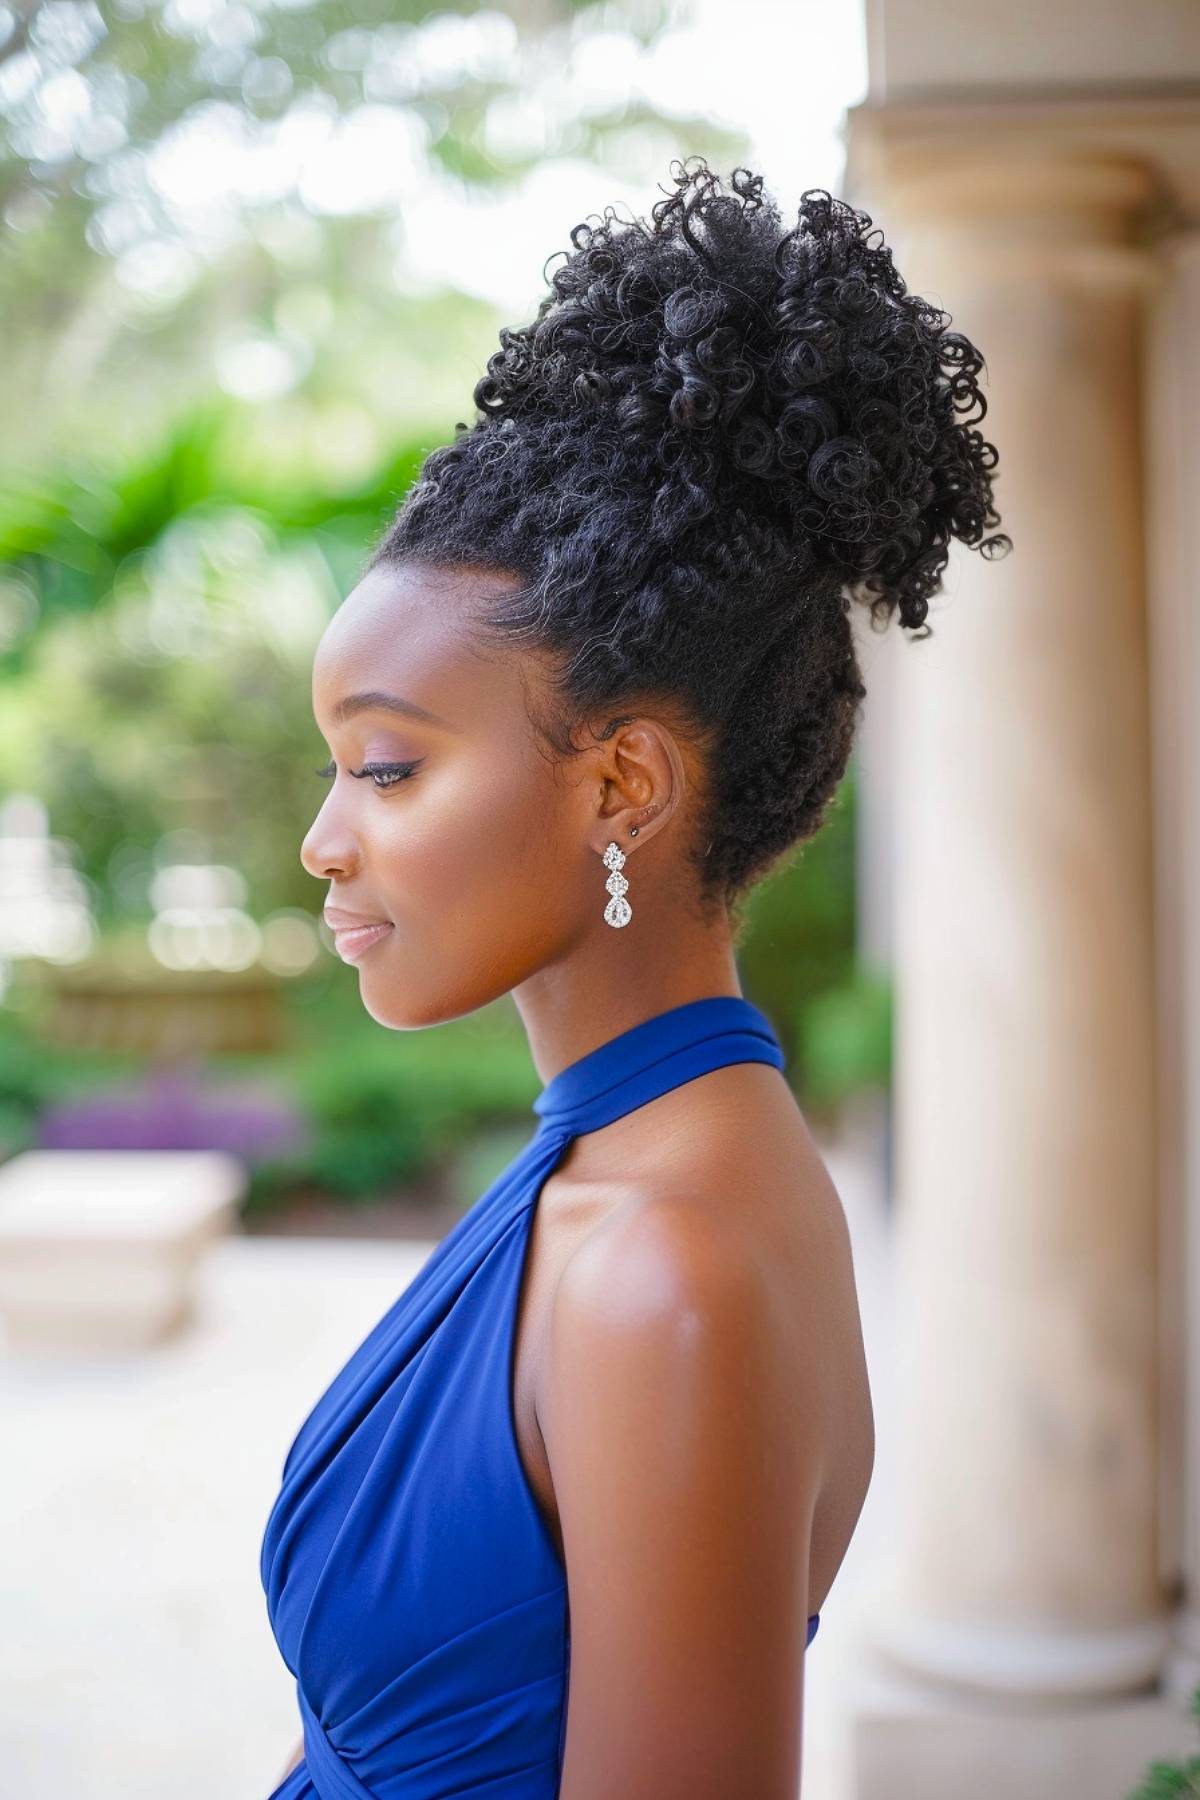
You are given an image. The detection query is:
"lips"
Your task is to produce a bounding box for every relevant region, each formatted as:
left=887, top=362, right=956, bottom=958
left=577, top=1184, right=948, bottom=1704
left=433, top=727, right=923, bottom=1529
left=323, top=906, right=394, bottom=965
left=324, top=906, right=391, bottom=930
left=330, top=922, right=393, bottom=964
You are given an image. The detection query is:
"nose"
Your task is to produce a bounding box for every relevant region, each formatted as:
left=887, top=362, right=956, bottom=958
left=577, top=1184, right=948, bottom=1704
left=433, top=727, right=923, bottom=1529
left=300, top=807, right=359, bottom=882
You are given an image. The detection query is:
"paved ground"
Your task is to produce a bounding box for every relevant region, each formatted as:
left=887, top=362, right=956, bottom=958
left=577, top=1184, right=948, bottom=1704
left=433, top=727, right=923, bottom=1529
left=0, top=1108, right=893, bottom=1800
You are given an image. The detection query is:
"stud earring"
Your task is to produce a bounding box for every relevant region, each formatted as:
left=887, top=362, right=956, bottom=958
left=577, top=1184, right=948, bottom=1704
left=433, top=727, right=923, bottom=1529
left=601, top=840, right=631, bottom=928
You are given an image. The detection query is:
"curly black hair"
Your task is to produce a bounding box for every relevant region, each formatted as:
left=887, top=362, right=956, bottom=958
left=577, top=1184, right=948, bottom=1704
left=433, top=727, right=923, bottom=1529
left=367, top=157, right=1011, bottom=925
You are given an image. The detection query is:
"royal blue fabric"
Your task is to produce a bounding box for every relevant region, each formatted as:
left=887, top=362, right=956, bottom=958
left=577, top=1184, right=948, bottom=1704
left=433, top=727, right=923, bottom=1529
left=260, top=994, right=821, bottom=1799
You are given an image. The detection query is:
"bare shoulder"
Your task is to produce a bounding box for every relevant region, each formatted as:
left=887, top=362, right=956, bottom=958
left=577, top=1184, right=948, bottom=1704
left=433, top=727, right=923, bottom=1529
left=553, top=1066, right=861, bottom=1346
left=537, top=1071, right=875, bottom=1613
left=544, top=1112, right=852, bottom=1434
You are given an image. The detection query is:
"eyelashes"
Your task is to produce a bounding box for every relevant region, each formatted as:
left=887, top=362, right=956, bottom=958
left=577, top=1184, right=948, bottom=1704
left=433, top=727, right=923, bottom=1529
left=315, top=760, right=423, bottom=791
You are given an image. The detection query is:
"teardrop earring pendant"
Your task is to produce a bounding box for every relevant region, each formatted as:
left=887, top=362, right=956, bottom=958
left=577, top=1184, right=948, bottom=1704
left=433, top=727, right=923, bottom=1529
left=602, top=840, right=631, bottom=928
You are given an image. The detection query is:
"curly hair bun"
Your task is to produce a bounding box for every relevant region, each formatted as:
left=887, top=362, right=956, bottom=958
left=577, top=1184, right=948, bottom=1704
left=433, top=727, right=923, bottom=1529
left=373, top=158, right=1012, bottom=911
left=471, top=156, right=1010, bottom=633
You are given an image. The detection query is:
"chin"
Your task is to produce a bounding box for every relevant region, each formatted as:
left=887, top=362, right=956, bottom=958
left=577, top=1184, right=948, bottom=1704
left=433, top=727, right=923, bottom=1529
left=356, top=976, right=451, bottom=1034
left=359, top=988, right=422, bottom=1032
left=358, top=963, right=521, bottom=1032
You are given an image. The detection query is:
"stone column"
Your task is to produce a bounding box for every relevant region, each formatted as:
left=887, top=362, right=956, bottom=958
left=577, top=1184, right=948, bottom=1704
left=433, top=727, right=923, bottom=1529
left=858, top=149, right=1169, bottom=1700
left=1145, top=225, right=1200, bottom=1701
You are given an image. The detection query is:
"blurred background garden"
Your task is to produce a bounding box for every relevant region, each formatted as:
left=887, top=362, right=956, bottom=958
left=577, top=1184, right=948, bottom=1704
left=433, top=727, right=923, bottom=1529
left=0, top=8, right=899, bottom=1787
left=0, top=0, right=886, bottom=1241
left=6, top=0, right=1193, bottom=1795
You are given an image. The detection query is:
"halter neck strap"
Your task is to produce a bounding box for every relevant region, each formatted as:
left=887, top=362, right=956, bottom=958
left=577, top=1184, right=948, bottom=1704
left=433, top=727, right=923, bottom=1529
left=532, top=994, right=785, bottom=1138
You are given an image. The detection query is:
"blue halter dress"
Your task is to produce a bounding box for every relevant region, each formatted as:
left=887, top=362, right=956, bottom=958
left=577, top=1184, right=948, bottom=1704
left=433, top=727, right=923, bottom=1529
left=260, top=993, right=821, bottom=1799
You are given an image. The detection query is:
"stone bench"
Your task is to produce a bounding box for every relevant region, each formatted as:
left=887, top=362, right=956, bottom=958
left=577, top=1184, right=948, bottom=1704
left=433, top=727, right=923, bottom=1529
left=0, top=1149, right=245, bottom=1353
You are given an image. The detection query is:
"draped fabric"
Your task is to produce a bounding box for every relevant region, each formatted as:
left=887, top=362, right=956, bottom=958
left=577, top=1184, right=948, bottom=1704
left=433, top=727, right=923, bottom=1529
left=261, top=995, right=820, bottom=1799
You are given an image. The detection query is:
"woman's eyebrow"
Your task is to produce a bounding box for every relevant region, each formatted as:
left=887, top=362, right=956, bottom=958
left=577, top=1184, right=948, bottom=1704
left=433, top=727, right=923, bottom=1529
left=331, top=691, right=458, bottom=730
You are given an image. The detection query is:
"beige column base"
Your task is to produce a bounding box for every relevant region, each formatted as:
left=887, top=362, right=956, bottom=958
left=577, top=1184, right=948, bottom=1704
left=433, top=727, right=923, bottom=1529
left=853, top=1679, right=1196, bottom=1800
left=847, top=1592, right=1192, bottom=1800
left=1163, top=1608, right=1200, bottom=1704
left=868, top=1596, right=1172, bottom=1700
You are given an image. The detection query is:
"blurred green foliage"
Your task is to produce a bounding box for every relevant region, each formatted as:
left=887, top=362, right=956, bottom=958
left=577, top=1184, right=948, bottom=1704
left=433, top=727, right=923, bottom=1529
left=229, top=980, right=544, bottom=1213
left=0, top=401, right=431, bottom=926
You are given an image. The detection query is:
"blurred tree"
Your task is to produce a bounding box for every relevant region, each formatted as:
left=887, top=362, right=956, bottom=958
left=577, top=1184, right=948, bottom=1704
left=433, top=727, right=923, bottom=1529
left=0, top=0, right=742, bottom=467
left=0, top=399, right=416, bottom=921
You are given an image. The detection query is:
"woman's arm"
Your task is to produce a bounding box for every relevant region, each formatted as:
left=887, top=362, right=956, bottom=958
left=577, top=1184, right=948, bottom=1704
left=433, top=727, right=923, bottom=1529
left=540, top=1198, right=826, bottom=1800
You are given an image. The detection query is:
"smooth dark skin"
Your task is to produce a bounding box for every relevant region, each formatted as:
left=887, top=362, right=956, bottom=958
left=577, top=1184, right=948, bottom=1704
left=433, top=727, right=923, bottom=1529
left=277, top=561, right=875, bottom=1797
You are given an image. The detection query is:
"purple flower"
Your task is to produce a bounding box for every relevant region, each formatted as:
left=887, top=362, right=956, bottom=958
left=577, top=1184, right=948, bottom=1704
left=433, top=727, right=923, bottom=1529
left=37, top=1066, right=309, bottom=1162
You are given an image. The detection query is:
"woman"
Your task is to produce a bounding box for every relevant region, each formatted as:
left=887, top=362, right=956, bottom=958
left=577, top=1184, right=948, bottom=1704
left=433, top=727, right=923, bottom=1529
left=261, top=158, right=1009, bottom=1799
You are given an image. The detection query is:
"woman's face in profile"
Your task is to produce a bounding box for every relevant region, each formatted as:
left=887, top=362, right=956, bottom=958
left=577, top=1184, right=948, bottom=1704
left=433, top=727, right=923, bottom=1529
left=301, top=560, right=593, bottom=1029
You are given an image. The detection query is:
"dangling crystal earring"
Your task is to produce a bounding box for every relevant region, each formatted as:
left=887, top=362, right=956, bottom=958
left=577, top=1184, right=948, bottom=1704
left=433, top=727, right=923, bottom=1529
left=602, top=840, right=632, bottom=928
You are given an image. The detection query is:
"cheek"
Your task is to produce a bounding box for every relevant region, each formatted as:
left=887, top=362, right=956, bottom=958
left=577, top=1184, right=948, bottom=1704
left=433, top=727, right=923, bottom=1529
left=355, top=753, right=587, bottom=1023
left=396, top=754, right=569, bottom=912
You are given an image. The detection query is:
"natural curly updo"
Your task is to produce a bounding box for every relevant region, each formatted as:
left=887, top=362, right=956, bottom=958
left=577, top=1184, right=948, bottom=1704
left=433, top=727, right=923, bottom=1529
left=367, top=156, right=1011, bottom=923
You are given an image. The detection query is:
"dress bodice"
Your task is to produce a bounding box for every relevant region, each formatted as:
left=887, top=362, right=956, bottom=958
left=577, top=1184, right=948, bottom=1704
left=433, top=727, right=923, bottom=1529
left=260, top=994, right=820, bottom=1799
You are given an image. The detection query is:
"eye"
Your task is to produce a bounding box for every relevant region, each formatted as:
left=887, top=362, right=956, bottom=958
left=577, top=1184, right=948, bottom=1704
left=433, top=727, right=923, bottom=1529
left=314, top=760, right=422, bottom=791
left=357, top=761, right=422, bottom=791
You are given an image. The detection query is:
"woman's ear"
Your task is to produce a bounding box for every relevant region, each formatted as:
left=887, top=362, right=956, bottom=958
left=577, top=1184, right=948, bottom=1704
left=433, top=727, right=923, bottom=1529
left=589, top=717, right=687, bottom=858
